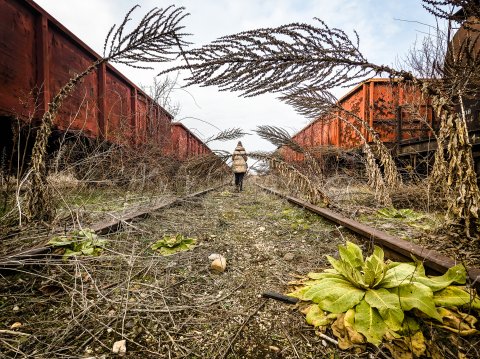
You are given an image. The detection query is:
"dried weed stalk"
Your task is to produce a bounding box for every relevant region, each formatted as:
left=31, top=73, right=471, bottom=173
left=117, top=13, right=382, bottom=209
left=25, top=5, right=189, bottom=222
left=255, top=125, right=324, bottom=180
left=164, top=0, right=480, bottom=236
left=250, top=151, right=330, bottom=206
left=205, top=128, right=248, bottom=144
left=174, top=152, right=230, bottom=193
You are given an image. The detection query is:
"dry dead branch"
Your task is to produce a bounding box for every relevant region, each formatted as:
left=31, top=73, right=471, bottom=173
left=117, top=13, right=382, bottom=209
left=25, top=5, right=189, bottom=222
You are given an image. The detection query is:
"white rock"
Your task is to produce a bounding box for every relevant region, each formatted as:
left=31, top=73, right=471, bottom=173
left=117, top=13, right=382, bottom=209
left=208, top=253, right=222, bottom=261
left=13, top=305, right=19, bottom=311
left=210, top=255, right=227, bottom=272
left=112, top=339, right=126, bottom=356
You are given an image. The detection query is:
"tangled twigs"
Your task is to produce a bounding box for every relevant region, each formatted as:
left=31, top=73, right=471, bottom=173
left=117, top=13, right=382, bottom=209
left=255, top=125, right=324, bottom=180
left=250, top=151, right=330, bottom=206
left=25, top=5, right=189, bottom=222
left=218, top=299, right=267, bottom=359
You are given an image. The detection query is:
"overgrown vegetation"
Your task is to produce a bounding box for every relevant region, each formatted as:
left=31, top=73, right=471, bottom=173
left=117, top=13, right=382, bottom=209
left=163, top=0, right=480, bottom=238
left=150, top=234, right=197, bottom=255
left=25, top=4, right=189, bottom=221
left=289, top=241, right=480, bottom=357
left=49, top=229, right=107, bottom=260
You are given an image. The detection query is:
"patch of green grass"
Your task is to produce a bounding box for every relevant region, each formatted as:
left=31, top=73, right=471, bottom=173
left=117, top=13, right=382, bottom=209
left=265, top=207, right=321, bottom=231
left=360, top=207, right=442, bottom=233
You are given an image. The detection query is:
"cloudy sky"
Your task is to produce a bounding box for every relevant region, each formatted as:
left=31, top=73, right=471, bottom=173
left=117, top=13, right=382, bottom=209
left=34, top=0, right=439, bottom=161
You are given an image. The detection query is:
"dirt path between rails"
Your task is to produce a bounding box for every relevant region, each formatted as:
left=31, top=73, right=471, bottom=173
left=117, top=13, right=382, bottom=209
left=0, top=183, right=366, bottom=358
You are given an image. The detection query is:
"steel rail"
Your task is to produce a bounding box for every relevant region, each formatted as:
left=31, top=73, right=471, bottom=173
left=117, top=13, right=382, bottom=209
left=256, top=184, right=480, bottom=290
left=0, top=185, right=224, bottom=268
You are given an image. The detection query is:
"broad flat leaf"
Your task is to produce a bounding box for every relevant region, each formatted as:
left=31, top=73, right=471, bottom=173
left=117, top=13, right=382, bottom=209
left=81, top=246, right=95, bottom=256
left=437, top=307, right=478, bottom=335
left=338, top=241, right=364, bottom=269
left=415, top=264, right=466, bottom=292
left=151, top=235, right=197, bottom=255
left=380, top=263, right=419, bottom=288
left=354, top=299, right=387, bottom=346
left=398, top=315, right=420, bottom=336
left=377, top=208, right=423, bottom=221
left=434, top=286, right=480, bottom=309
left=305, top=305, right=332, bottom=327
left=392, top=283, right=442, bottom=321
left=363, top=246, right=386, bottom=288
left=344, top=308, right=365, bottom=344
left=63, top=249, right=82, bottom=260
left=303, top=277, right=365, bottom=313
left=327, top=256, right=366, bottom=288
left=287, top=286, right=310, bottom=301
left=49, top=237, right=75, bottom=247
left=307, top=272, right=344, bottom=280
left=365, top=288, right=404, bottom=330
left=411, top=331, right=427, bottom=357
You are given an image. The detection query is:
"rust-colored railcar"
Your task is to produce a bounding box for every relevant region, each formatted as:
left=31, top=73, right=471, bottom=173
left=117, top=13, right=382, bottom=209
left=0, top=0, right=172, bottom=151
left=280, top=79, right=434, bottom=161
left=171, top=123, right=212, bottom=160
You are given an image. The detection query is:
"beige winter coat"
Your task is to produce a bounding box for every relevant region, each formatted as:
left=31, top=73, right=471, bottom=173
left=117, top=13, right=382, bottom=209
left=232, top=144, right=247, bottom=173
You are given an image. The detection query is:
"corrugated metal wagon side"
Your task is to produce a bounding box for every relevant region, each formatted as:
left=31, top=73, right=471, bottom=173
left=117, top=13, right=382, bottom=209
left=280, top=79, right=434, bottom=163
left=0, top=0, right=172, bottom=153
left=171, top=123, right=212, bottom=161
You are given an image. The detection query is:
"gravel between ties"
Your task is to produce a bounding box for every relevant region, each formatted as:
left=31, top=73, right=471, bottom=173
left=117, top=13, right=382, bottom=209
left=0, top=183, right=362, bottom=358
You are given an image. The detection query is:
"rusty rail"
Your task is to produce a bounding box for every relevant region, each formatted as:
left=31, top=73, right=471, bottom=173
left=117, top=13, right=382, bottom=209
left=256, top=184, right=480, bottom=289
left=0, top=185, right=223, bottom=268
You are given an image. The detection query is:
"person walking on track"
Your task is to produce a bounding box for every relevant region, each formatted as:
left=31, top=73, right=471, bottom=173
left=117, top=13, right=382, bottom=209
left=232, top=141, right=248, bottom=191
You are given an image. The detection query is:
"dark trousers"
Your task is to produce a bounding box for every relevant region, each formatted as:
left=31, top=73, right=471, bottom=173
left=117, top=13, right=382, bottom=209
left=234, top=172, right=245, bottom=190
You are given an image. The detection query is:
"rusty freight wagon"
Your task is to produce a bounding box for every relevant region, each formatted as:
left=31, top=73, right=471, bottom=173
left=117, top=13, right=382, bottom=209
left=280, top=79, right=435, bottom=163
left=0, top=0, right=178, bottom=168
left=171, top=123, right=212, bottom=161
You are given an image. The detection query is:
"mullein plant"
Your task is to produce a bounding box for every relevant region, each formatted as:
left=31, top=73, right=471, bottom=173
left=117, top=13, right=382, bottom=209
left=288, top=241, right=480, bottom=357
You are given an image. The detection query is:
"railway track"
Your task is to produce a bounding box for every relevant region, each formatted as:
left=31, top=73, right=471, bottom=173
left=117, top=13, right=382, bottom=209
left=0, top=185, right=223, bottom=268
left=256, top=183, right=480, bottom=291
left=3, top=182, right=479, bottom=292
left=1, top=183, right=479, bottom=357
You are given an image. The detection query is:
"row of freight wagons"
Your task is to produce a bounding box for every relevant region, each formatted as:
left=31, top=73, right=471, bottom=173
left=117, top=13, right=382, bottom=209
left=0, top=0, right=211, bottom=161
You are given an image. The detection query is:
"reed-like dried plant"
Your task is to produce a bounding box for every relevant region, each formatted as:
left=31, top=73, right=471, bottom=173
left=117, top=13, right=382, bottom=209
left=163, top=0, right=480, bottom=236
left=254, top=125, right=324, bottom=180
left=249, top=151, right=330, bottom=206
left=25, top=5, right=189, bottom=222
left=204, top=128, right=248, bottom=144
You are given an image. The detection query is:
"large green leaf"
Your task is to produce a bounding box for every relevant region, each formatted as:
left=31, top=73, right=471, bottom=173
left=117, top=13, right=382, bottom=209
left=287, top=286, right=310, bottom=301
left=380, top=263, right=419, bottom=288
left=338, top=241, right=364, bottom=269
left=305, top=305, right=334, bottom=327
left=433, top=286, right=480, bottom=309
left=377, top=208, right=423, bottom=221
left=363, top=246, right=386, bottom=288
left=392, top=283, right=442, bottom=322
left=365, top=288, right=404, bottom=330
left=415, top=264, right=466, bottom=292
left=151, top=234, right=197, bottom=256
left=327, top=256, right=366, bottom=288
left=303, top=278, right=365, bottom=313
left=307, top=272, right=345, bottom=280
left=354, top=299, right=387, bottom=346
